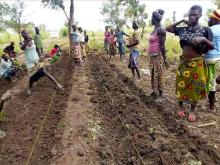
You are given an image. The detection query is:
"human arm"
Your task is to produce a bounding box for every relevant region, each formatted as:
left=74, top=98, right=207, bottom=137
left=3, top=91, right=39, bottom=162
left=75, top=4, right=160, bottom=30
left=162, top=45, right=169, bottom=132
left=3, top=47, right=10, bottom=54
left=123, top=31, right=130, bottom=37
left=126, top=40, right=139, bottom=48
left=158, top=28, right=168, bottom=66
left=166, top=19, right=188, bottom=33
left=19, top=38, right=33, bottom=50
left=126, top=32, right=139, bottom=48
left=192, top=27, right=214, bottom=50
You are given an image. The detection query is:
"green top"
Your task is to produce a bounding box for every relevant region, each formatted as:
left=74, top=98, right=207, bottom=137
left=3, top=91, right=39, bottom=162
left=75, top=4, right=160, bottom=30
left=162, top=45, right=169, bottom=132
left=34, top=33, right=43, bottom=48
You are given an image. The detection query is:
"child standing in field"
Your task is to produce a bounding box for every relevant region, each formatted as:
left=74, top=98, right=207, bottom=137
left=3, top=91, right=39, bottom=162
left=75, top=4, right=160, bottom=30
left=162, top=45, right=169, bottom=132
left=104, top=26, right=111, bottom=55
left=126, top=21, right=141, bottom=79
left=108, top=29, right=117, bottom=59
left=115, top=26, right=130, bottom=60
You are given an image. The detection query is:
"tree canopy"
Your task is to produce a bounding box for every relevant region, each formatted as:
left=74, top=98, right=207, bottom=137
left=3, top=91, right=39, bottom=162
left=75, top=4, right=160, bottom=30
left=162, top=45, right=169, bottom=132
left=0, top=0, right=25, bottom=41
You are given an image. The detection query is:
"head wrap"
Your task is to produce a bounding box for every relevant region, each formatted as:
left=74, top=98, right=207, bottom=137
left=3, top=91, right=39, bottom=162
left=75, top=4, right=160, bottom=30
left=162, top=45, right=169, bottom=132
left=152, top=9, right=164, bottom=21
left=209, top=9, right=220, bottom=21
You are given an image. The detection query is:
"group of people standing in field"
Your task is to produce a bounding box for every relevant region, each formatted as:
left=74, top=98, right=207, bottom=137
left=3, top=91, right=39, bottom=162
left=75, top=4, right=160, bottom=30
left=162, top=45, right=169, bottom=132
left=104, top=5, right=220, bottom=122
left=71, top=25, right=89, bottom=65
left=1, top=5, right=220, bottom=123
left=104, top=26, right=130, bottom=60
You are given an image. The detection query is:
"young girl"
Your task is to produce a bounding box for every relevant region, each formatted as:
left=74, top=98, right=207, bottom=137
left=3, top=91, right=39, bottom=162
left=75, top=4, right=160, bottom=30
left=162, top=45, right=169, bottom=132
left=108, top=29, right=117, bottom=59
left=104, top=26, right=111, bottom=55
left=127, top=22, right=141, bottom=79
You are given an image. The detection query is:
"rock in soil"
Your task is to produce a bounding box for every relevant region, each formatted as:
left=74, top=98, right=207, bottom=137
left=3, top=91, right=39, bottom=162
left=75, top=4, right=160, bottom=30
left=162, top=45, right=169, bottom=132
left=77, top=150, right=84, bottom=157
left=0, top=130, right=6, bottom=139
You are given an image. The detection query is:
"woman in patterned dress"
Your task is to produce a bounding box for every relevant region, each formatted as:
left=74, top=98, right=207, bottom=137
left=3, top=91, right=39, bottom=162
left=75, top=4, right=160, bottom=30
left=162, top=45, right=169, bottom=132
left=166, top=5, right=214, bottom=121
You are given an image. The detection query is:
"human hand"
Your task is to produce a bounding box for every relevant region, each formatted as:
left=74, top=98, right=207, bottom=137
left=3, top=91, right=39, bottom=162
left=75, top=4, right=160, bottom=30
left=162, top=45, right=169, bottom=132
left=192, top=37, right=205, bottom=46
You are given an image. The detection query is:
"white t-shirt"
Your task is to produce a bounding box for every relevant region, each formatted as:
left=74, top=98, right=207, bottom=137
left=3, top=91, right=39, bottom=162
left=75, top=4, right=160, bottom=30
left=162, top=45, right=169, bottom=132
left=78, top=32, right=85, bottom=42
left=0, top=59, right=12, bottom=76
left=23, top=40, right=39, bottom=70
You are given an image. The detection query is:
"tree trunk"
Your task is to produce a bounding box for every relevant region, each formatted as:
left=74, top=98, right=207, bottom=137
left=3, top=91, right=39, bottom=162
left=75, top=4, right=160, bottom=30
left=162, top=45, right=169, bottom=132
left=141, top=25, right=145, bottom=39
left=17, top=27, right=22, bottom=42
left=69, top=0, right=74, bottom=54
left=18, top=32, right=22, bottom=42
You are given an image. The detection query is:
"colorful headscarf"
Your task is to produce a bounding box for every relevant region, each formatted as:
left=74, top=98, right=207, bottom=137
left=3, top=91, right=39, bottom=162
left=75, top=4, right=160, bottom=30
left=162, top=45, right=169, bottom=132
left=209, top=9, right=220, bottom=21
left=152, top=9, right=164, bottom=21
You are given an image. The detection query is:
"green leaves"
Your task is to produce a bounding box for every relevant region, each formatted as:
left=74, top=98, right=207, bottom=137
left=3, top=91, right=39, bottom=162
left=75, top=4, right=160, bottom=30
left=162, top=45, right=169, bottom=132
left=101, top=0, right=127, bottom=27
left=41, top=0, right=64, bottom=10
left=0, top=0, right=25, bottom=40
left=101, top=0, right=148, bottom=29
left=214, top=0, right=220, bottom=8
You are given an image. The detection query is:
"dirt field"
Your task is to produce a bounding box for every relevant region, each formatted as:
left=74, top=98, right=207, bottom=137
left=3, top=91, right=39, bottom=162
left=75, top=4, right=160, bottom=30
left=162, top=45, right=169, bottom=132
left=0, top=51, right=220, bottom=165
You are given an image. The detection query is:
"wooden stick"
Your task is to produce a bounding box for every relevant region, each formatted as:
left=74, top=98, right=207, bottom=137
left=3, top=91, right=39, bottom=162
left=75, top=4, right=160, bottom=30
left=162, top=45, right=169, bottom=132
left=198, top=121, right=216, bottom=128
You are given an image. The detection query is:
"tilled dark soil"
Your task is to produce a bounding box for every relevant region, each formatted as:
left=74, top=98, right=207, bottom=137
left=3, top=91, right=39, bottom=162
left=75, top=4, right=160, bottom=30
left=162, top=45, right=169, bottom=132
left=1, top=51, right=220, bottom=165
left=89, top=53, right=220, bottom=165
left=0, top=52, right=74, bottom=165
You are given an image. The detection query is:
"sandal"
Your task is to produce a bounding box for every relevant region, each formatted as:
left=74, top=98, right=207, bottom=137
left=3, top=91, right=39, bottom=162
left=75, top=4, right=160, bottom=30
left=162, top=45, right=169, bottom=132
left=177, top=110, right=185, bottom=118
left=188, top=113, right=196, bottom=122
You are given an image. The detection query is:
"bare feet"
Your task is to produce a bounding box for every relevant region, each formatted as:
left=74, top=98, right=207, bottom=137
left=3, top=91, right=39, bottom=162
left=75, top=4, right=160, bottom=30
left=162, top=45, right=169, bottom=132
left=177, top=109, right=186, bottom=118
left=188, top=112, right=196, bottom=122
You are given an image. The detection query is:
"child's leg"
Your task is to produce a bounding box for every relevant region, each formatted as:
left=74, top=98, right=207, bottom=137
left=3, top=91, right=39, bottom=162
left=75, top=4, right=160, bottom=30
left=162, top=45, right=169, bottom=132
left=135, top=67, right=140, bottom=79
left=132, top=68, right=135, bottom=78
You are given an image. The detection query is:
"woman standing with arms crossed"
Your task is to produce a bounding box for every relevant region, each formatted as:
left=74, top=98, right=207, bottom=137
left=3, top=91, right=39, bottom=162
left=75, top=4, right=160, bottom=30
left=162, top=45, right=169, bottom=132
left=166, top=5, right=214, bottom=122
left=148, top=9, right=167, bottom=98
